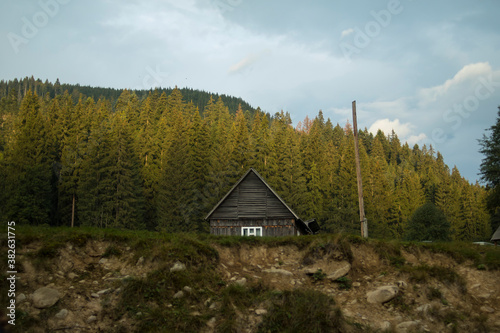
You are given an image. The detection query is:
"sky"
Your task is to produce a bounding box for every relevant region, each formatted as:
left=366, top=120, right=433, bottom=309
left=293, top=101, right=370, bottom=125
left=1, top=0, right=499, bottom=182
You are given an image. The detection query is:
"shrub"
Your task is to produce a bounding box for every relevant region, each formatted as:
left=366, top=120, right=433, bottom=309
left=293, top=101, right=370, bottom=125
left=404, top=202, right=451, bottom=241
left=335, top=276, right=352, bottom=290
left=258, top=289, right=344, bottom=333
left=312, top=269, right=327, bottom=282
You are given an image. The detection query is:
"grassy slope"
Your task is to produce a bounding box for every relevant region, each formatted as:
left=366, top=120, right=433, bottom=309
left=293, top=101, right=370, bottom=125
left=2, top=226, right=499, bottom=332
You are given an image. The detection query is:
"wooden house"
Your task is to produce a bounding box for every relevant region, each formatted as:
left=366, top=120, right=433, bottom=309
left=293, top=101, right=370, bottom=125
left=491, top=225, right=500, bottom=245
left=205, top=168, right=317, bottom=236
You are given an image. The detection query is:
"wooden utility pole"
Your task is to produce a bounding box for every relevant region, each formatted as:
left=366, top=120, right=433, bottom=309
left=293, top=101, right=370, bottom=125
left=352, top=101, right=368, bottom=238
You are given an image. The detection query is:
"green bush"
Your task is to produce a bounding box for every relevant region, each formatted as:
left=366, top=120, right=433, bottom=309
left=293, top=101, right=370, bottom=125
left=258, top=289, right=344, bottom=333
left=404, top=202, right=451, bottom=241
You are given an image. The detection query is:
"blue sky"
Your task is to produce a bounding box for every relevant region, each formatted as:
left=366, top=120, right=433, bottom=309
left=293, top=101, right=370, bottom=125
left=1, top=0, right=499, bottom=182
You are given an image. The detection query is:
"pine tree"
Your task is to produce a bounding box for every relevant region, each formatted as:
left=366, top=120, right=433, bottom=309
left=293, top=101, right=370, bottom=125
left=157, top=89, right=190, bottom=232
left=479, top=106, right=500, bottom=232
left=229, top=104, right=251, bottom=172
left=78, top=103, right=144, bottom=229
left=57, top=96, right=94, bottom=227
left=249, top=110, right=271, bottom=175
left=404, top=202, right=451, bottom=241
left=1, top=91, right=56, bottom=224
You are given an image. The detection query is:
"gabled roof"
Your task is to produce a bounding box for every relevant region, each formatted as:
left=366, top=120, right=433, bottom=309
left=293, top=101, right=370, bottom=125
left=205, top=168, right=299, bottom=220
left=491, top=225, right=500, bottom=242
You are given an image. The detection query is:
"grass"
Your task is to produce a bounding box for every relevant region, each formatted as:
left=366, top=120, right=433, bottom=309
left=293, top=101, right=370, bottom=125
left=10, top=226, right=500, bottom=332
left=257, top=289, right=344, bottom=333
left=401, top=264, right=467, bottom=294
left=372, top=239, right=406, bottom=268
left=301, top=234, right=354, bottom=265
left=312, top=269, right=327, bottom=282
left=335, top=276, right=352, bottom=290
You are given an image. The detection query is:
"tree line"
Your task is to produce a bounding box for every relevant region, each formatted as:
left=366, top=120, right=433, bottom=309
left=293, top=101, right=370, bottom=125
left=0, top=79, right=493, bottom=241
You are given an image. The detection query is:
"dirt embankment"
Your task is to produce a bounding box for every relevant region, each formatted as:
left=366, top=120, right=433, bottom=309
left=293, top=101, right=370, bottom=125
left=9, top=239, right=500, bottom=332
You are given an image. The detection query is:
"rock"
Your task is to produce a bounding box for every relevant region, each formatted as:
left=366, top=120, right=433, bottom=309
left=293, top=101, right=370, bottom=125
left=352, top=282, right=361, bottom=287
left=381, top=321, right=391, bottom=330
left=207, top=317, right=217, bottom=328
left=170, top=261, right=186, bottom=272
left=327, top=262, right=351, bottom=280
left=67, top=272, right=78, bottom=280
left=86, top=315, right=97, bottom=324
left=183, top=286, right=193, bottom=293
left=366, top=285, right=399, bottom=304
left=396, top=320, right=420, bottom=333
left=190, top=311, right=201, bottom=316
left=91, top=293, right=100, bottom=298
left=478, top=293, right=491, bottom=300
left=255, top=309, right=267, bottom=315
left=396, top=281, right=407, bottom=289
left=97, top=288, right=112, bottom=295
left=32, top=287, right=61, bottom=309
left=416, top=304, right=432, bottom=314
left=263, top=267, right=293, bottom=276
left=17, top=293, right=27, bottom=303
left=99, top=258, right=108, bottom=265
left=235, top=277, right=247, bottom=287
left=55, top=309, right=69, bottom=320
left=173, top=291, right=184, bottom=299
left=481, top=306, right=495, bottom=313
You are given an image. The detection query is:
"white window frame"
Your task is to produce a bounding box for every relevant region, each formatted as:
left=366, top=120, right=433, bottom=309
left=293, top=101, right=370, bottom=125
left=241, top=226, right=262, bottom=237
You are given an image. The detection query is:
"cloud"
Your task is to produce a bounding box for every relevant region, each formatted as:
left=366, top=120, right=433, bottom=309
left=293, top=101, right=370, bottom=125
left=369, top=118, right=412, bottom=137
left=418, top=62, right=492, bottom=105
left=368, top=118, right=427, bottom=145
left=340, top=28, right=354, bottom=39
left=407, top=133, right=428, bottom=146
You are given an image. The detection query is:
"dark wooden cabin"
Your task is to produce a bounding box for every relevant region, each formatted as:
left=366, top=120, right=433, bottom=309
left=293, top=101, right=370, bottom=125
left=206, top=168, right=306, bottom=237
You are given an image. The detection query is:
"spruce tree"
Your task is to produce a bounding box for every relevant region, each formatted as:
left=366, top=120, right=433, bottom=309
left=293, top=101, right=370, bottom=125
left=404, top=202, right=451, bottom=241
left=2, top=91, right=56, bottom=224
left=479, top=106, right=500, bottom=232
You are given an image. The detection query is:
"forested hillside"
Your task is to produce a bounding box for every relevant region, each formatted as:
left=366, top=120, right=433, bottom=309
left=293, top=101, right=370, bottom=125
left=0, top=78, right=492, bottom=241
left=0, top=76, right=256, bottom=116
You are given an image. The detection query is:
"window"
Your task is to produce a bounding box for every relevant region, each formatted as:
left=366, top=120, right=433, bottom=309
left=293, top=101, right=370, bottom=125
left=242, top=227, right=262, bottom=237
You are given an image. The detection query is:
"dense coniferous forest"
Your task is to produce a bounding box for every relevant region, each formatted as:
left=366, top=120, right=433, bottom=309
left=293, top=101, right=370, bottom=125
left=0, top=78, right=493, bottom=241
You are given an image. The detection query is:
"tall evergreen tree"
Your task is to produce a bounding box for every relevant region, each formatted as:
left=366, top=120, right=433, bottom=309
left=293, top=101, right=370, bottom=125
left=1, top=91, right=56, bottom=224
left=479, top=106, right=500, bottom=232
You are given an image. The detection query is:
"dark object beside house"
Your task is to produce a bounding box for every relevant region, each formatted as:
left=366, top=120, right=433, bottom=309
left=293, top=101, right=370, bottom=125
left=205, top=168, right=318, bottom=236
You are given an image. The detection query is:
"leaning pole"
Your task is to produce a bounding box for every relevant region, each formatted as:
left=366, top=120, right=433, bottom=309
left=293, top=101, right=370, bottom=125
left=352, top=100, right=368, bottom=238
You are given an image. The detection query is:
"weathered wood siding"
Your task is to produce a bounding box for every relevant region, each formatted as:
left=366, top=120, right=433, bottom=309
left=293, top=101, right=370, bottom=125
left=210, top=172, right=295, bottom=220
left=210, top=218, right=298, bottom=237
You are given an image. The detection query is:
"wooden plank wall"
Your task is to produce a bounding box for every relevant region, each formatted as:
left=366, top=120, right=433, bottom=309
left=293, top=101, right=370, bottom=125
left=210, top=219, right=297, bottom=237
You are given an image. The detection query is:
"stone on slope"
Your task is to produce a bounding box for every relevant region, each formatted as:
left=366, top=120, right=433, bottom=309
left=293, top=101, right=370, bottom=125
left=32, top=287, right=61, bottom=309
left=366, top=285, right=399, bottom=304
left=170, top=261, right=186, bottom=272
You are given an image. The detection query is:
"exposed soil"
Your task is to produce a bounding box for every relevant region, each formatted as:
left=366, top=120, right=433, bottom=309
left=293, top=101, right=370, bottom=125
left=11, top=240, right=500, bottom=332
